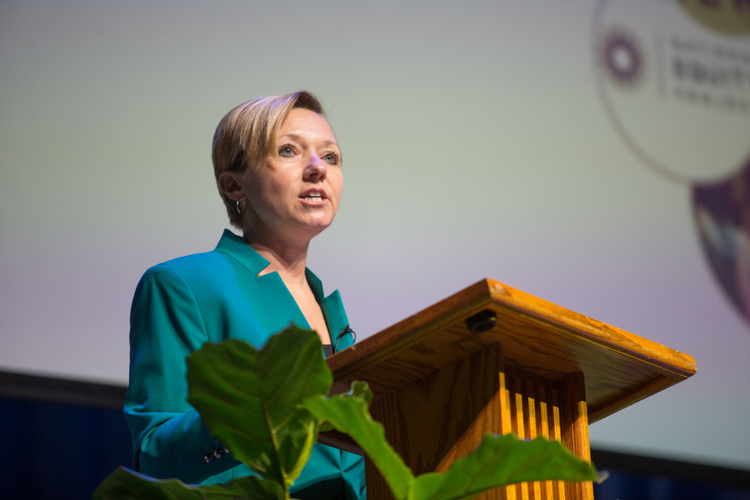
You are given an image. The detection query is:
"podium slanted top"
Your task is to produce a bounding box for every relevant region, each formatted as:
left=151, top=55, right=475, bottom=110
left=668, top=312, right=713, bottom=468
left=327, top=278, right=696, bottom=423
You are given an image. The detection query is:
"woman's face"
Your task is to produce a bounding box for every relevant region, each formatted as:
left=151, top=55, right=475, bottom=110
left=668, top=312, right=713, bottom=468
left=242, top=108, right=344, bottom=246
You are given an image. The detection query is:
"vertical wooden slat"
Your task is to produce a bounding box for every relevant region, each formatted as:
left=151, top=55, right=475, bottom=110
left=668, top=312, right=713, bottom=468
left=527, top=380, right=537, bottom=440
left=550, top=386, right=565, bottom=500
left=559, top=371, right=592, bottom=500
left=499, top=370, right=517, bottom=500
left=499, top=371, right=513, bottom=436
left=512, top=375, right=529, bottom=500
left=538, top=383, right=554, bottom=500
left=508, top=373, right=516, bottom=430
left=526, top=379, right=542, bottom=500
left=514, top=376, right=525, bottom=439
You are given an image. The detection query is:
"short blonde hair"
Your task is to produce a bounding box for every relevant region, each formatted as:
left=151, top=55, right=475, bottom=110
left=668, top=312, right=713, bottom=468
left=212, top=91, right=326, bottom=228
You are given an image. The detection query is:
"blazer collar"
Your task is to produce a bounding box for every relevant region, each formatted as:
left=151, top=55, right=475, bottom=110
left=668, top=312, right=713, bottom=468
left=214, top=230, right=350, bottom=341
left=214, top=229, right=271, bottom=276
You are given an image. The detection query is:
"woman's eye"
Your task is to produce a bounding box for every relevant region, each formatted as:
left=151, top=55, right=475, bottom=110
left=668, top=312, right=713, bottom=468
left=279, top=145, right=294, bottom=157
left=323, top=152, right=341, bottom=165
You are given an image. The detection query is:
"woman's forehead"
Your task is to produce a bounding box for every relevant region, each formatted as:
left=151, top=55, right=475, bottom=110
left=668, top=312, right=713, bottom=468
left=279, top=109, right=338, bottom=146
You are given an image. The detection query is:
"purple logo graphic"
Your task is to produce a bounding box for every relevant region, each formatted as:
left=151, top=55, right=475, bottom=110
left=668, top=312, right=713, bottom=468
left=600, top=29, right=644, bottom=88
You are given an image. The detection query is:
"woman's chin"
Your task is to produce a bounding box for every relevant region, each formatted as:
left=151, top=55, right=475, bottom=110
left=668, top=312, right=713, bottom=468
left=291, top=217, right=334, bottom=238
left=303, top=211, right=336, bottom=229
left=307, top=220, right=334, bottom=234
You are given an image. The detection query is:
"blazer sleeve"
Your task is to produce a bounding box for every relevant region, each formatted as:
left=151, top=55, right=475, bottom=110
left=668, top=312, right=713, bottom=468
left=123, top=263, right=242, bottom=484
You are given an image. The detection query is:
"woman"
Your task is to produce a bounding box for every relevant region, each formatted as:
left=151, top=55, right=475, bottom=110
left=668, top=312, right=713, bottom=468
left=124, top=91, right=365, bottom=499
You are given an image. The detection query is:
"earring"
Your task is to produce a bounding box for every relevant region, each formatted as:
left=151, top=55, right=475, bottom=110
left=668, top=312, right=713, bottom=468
left=236, top=199, right=246, bottom=215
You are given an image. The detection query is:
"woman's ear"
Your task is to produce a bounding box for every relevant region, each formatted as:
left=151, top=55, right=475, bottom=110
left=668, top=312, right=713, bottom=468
left=218, top=171, right=245, bottom=201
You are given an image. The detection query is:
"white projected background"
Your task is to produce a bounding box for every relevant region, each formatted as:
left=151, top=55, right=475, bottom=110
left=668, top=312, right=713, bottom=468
left=1, top=0, right=749, bottom=471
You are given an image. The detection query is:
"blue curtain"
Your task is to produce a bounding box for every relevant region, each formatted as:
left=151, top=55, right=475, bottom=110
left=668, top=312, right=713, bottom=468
left=0, top=397, right=132, bottom=499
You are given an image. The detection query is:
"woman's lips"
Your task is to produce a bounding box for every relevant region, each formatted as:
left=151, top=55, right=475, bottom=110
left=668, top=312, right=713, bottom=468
left=299, top=189, right=327, bottom=205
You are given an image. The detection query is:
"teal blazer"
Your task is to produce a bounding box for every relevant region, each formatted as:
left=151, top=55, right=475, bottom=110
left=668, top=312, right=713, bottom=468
left=124, top=230, right=365, bottom=498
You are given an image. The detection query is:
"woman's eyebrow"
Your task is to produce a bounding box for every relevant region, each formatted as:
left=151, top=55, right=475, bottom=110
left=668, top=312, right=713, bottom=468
left=279, top=133, right=338, bottom=148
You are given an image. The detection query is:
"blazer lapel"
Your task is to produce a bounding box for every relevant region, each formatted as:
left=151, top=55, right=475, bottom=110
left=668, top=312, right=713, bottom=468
left=216, top=230, right=350, bottom=347
left=215, top=230, right=309, bottom=335
left=309, top=270, right=352, bottom=351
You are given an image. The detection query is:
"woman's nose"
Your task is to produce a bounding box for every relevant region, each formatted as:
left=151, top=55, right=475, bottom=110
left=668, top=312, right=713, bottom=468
left=304, top=155, right=327, bottom=181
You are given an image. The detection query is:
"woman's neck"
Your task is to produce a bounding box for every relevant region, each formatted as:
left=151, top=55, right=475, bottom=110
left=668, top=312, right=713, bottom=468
left=242, top=225, right=332, bottom=344
left=242, top=228, right=310, bottom=286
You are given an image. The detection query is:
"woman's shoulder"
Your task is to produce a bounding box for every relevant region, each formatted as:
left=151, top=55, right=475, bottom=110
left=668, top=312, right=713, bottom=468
left=154, top=250, right=227, bottom=274
left=145, top=230, right=248, bottom=276
left=138, top=240, right=238, bottom=293
left=135, top=229, right=270, bottom=300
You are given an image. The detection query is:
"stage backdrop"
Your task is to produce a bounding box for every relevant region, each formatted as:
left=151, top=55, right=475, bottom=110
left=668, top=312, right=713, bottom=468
left=1, top=0, right=749, bottom=471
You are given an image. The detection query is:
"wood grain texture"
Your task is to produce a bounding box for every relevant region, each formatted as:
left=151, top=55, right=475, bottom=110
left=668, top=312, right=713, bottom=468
left=370, top=343, right=504, bottom=476
left=326, top=278, right=696, bottom=423
left=504, top=365, right=573, bottom=500
left=321, top=278, right=695, bottom=499
left=361, top=347, right=592, bottom=500
left=559, top=371, right=592, bottom=500
left=364, top=343, right=505, bottom=500
left=364, top=455, right=395, bottom=500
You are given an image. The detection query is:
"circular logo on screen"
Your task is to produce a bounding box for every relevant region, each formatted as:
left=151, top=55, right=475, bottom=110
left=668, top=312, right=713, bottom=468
left=593, top=0, right=750, bottom=184
left=600, top=28, right=645, bottom=88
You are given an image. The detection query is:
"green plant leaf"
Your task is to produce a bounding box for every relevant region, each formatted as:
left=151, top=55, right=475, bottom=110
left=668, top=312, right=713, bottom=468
left=301, top=382, right=415, bottom=500
left=407, top=434, right=599, bottom=500
left=186, top=325, right=332, bottom=490
left=347, top=380, right=373, bottom=406
left=92, top=466, right=284, bottom=499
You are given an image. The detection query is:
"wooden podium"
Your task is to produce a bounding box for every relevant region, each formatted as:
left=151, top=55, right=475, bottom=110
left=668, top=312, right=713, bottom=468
left=322, top=279, right=697, bottom=499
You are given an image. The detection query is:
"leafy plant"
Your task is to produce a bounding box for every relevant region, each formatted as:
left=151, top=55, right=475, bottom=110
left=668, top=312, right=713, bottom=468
left=94, top=325, right=598, bottom=499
